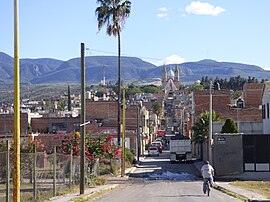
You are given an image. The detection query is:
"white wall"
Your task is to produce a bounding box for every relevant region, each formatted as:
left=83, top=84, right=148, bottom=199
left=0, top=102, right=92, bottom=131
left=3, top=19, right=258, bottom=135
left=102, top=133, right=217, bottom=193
left=213, top=122, right=263, bottom=134
left=262, top=86, right=270, bottom=134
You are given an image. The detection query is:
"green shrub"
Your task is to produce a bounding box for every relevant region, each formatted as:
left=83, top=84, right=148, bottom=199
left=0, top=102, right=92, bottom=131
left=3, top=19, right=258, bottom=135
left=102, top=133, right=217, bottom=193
left=125, top=148, right=135, bottom=164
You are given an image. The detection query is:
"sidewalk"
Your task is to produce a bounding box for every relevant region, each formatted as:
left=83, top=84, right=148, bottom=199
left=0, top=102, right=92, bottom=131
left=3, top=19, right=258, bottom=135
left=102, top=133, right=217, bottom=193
left=45, top=166, right=137, bottom=202
left=193, top=160, right=270, bottom=202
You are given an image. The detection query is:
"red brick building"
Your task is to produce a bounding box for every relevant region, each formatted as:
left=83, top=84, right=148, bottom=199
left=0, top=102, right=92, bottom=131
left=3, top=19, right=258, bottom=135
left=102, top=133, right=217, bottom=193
left=86, top=100, right=117, bottom=127
left=193, top=84, right=263, bottom=123
left=31, top=116, right=80, bottom=134
left=243, top=83, right=264, bottom=108
left=86, top=100, right=141, bottom=150
left=193, top=89, right=231, bottom=119
left=0, top=113, right=28, bottom=136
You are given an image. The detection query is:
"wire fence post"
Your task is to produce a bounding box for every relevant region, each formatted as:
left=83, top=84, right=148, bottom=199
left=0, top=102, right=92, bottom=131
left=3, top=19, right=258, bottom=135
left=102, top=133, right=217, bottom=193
left=6, top=140, right=10, bottom=202
left=33, top=144, right=37, bottom=200
left=69, top=144, right=73, bottom=189
left=53, top=146, right=56, bottom=196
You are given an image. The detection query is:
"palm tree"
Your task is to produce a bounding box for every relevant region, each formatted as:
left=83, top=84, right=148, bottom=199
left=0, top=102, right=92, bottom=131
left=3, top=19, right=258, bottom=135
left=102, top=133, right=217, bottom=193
left=96, top=0, right=131, bottom=146
left=192, top=111, right=221, bottom=144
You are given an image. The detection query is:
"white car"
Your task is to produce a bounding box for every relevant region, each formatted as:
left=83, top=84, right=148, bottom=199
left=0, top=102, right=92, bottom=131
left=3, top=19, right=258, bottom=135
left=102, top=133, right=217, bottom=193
left=148, top=146, right=159, bottom=156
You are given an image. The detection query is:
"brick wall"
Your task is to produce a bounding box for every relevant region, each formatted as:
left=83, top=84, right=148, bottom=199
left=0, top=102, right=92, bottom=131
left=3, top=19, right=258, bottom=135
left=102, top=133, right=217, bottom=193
left=193, top=90, right=231, bottom=118
left=0, top=113, right=28, bottom=136
left=222, top=108, right=262, bottom=122
left=243, top=83, right=264, bottom=107
left=31, top=116, right=80, bottom=133
left=86, top=100, right=118, bottom=127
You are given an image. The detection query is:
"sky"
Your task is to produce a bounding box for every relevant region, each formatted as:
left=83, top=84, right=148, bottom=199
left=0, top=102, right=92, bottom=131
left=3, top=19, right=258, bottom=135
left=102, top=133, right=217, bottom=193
left=1, top=0, right=270, bottom=70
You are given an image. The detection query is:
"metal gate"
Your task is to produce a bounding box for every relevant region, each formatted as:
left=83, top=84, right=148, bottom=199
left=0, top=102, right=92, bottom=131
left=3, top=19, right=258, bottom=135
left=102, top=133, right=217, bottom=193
left=243, top=134, right=270, bottom=171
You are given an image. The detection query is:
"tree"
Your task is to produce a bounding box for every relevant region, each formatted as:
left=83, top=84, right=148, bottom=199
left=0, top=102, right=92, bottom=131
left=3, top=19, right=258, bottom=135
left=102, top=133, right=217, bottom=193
left=141, top=85, right=162, bottom=93
left=152, top=100, right=163, bottom=118
left=59, top=133, right=121, bottom=175
left=58, top=101, right=66, bottom=111
left=96, top=0, right=131, bottom=146
left=101, top=135, right=121, bottom=173
left=190, top=83, right=204, bottom=91
left=221, top=118, right=238, bottom=133
left=68, top=85, right=71, bottom=111
left=192, top=111, right=221, bottom=144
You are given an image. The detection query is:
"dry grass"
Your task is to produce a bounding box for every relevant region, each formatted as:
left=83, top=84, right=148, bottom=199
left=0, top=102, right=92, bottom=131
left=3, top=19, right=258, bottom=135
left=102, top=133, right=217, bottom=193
left=230, top=181, right=270, bottom=199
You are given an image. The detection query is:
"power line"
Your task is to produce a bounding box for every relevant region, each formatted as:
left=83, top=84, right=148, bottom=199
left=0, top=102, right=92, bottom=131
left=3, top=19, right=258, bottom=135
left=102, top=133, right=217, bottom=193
left=87, top=48, right=164, bottom=62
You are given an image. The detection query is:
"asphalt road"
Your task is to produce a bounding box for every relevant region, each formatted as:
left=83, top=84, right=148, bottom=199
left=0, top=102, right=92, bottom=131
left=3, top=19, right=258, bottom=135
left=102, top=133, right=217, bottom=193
left=92, top=150, right=242, bottom=202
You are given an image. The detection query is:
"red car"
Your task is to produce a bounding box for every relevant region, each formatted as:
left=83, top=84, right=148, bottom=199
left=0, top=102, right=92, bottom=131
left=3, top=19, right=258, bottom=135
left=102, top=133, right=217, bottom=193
left=151, top=141, right=163, bottom=153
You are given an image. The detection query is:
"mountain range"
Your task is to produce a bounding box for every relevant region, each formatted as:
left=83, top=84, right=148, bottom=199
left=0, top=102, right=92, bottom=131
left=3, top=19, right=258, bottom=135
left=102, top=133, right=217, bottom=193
left=1, top=52, right=270, bottom=85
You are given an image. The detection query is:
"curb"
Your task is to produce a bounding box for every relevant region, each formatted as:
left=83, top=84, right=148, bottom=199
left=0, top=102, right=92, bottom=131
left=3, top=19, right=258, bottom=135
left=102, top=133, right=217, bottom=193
left=214, top=185, right=249, bottom=201
left=70, top=184, right=119, bottom=202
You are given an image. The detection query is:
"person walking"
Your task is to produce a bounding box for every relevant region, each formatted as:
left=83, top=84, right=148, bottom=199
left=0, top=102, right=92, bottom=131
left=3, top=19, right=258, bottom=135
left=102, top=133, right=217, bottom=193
left=201, top=160, right=214, bottom=194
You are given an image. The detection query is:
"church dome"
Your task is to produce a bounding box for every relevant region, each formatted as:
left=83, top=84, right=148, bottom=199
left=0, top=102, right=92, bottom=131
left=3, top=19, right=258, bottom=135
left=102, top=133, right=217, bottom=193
left=167, top=69, right=175, bottom=79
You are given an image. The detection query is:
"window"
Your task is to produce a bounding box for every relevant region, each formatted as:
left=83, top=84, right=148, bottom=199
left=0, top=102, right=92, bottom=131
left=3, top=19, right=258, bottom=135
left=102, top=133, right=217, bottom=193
left=52, top=123, right=67, bottom=134
left=262, top=104, right=265, bottom=119
left=267, top=103, right=270, bottom=119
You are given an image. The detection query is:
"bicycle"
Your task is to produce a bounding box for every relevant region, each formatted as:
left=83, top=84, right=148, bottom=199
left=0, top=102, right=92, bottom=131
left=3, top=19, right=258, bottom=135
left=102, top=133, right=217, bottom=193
left=205, top=178, right=210, bottom=196
left=203, top=178, right=211, bottom=196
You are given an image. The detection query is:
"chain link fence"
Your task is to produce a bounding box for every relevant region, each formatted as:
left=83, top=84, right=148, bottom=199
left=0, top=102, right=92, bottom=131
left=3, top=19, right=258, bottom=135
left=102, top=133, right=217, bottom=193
left=0, top=148, right=102, bottom=201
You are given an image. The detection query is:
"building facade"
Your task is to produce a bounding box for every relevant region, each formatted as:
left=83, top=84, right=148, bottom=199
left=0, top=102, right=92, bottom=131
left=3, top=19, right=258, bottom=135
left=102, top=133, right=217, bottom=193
left=262, top=81, right=270, bottom=134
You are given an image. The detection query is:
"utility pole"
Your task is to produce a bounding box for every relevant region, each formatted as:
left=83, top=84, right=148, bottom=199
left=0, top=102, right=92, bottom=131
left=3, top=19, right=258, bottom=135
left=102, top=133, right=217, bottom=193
left=136, top=104, right=140, bottom=162
left=209, top=81, right=213, bottom=164
left=13, top=0, right=20, bottom=201
left=80, top=43, right=86, bottom=195
left=121, top=88, right=126, bottom=177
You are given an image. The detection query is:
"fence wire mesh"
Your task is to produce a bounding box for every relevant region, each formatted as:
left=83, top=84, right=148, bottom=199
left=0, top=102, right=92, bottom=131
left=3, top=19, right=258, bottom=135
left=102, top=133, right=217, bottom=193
left=0, top=151, right=101, bottom=201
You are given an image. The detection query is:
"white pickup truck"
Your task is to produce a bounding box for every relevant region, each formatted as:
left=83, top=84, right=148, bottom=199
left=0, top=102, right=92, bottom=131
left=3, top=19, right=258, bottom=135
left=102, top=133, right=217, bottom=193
left=170, top=139, right=192, bottom=162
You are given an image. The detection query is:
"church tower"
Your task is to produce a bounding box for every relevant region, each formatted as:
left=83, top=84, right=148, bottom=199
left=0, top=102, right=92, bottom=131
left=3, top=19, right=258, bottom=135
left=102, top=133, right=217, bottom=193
left=162, top=64, right=167, bottom=82
left=174, top=64, right=180, bottom=82
left=162, top=64, right=167, bottom=85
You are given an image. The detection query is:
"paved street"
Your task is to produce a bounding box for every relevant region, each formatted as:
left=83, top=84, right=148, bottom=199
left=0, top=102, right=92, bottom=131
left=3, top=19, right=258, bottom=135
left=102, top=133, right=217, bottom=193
left=91, top=150, right=242, bottom=202
left=91, top=180, right=241, bottom=202
left=129, top=150, right=199, bottom=179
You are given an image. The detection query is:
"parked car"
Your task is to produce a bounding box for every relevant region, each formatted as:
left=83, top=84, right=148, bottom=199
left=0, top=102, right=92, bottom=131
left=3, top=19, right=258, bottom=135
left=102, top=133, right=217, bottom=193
left=151, top=141, right=163, bottom=153
left=155, top=136, right=166, bottom=146
left=148, top=146, right=159, bottom=156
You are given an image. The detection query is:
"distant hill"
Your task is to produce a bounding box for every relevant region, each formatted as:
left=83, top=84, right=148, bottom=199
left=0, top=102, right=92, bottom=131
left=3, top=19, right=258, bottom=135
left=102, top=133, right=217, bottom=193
left=1, top=52, right=270, bottom=85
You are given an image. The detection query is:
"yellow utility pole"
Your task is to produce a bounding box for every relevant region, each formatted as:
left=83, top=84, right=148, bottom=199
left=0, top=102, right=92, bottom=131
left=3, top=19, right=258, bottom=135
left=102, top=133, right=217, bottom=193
left=13, top=0, right=20, bottom=201
left=121, top=88, right=126, bottom=177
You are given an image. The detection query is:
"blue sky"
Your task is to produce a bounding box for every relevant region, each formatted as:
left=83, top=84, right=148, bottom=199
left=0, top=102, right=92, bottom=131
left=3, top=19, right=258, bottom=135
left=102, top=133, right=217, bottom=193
left=1, top=0, right=270, bottom=70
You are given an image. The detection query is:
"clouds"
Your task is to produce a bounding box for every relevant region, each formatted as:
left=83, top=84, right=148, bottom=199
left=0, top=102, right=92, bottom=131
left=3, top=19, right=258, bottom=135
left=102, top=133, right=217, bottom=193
left=156, top=55, right=185, bottom=66
left=185, top=1, right=225, bottom=16
left=157, top=7, right=169, bottom=18
left=157, top=1, right=225, bottom=18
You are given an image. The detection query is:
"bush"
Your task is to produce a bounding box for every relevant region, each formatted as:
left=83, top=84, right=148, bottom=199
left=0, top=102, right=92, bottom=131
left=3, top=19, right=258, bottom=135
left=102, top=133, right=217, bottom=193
left=221, top=118, right=238, bottom=133
left=125, top=148, right=135, bottom=164
left=99, top=158, right=118, bottom=175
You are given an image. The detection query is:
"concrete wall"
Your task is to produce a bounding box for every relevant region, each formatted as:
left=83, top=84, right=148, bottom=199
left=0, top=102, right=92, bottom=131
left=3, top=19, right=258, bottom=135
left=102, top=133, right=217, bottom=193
left=213, top=134, right=243, bottom=176
left=213, top=122, right=263, bottom=134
